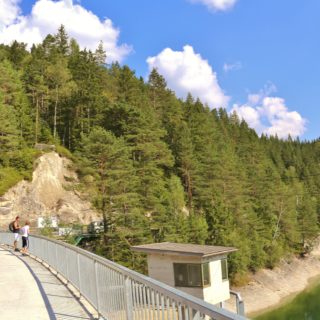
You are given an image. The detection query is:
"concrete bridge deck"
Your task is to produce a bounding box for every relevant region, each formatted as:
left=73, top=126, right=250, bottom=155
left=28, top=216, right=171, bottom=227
left=0, top=248, right=93, bottom=320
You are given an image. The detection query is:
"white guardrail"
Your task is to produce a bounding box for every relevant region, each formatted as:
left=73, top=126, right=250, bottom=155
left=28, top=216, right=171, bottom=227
left=0, top=232, right=248, bottom=320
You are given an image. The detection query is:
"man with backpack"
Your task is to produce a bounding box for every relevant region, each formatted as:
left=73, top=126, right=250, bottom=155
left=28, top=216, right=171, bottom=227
left=9, top=216, right=20, bottom=251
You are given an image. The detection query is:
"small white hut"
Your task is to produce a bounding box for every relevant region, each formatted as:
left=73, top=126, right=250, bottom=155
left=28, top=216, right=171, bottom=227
left=132, top=242, right=237, bottom=306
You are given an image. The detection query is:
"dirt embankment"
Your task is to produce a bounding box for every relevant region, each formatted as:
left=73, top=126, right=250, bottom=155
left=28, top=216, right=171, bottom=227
left=226, top=242, right=320, bottom=317
left=0, top=152, right=98, bottom=227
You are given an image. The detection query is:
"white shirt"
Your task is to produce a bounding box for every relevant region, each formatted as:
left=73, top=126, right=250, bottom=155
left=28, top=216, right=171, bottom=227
left=21, top=225, right=29, bottom=237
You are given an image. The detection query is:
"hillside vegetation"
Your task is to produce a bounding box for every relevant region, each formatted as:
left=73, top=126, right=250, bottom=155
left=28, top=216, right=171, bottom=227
left=1, top=26, right=320, bottom=280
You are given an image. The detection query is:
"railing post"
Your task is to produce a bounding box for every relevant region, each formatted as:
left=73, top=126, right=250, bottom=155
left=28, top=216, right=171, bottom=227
left=65, top=247, right=69, bottom=284
left=77, top=252, right=82, bottom=297
left=55, top=243, right=59, bottom=275
left=238, top=300, right=245, bottom=317
left=94, top=260, right=101, bottom=317
left=124, top=276, right=133, bottom=320
left=230, top=290, right=245, bottom=316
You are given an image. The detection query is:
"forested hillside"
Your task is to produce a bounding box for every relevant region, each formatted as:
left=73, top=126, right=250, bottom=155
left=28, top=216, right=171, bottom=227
left=1, top=26, right=320, bottom=280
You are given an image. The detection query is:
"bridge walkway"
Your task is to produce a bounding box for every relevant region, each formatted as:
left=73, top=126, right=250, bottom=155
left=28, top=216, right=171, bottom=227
left=0, top=247, right=94, bottom=320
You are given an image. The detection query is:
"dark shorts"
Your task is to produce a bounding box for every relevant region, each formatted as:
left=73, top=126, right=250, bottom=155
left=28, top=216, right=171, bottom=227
left=22, top=236, right=29, bottom=248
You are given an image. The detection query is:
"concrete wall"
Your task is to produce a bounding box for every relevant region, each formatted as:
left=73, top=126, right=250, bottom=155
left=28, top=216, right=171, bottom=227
left=203, top=256, right=230, bottom=305
left=147, top=253, right=230, bottom=304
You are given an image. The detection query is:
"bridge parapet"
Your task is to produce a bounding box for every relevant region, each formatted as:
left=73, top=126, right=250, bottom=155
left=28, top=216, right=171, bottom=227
left=0, top=232, right=247, bottom=320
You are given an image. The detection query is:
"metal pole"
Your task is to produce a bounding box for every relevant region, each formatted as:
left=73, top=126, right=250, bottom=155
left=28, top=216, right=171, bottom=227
left=230, top=291, right=245, bottom=316
left=77, top=252, right=82, bottom=298
left=94, top=260, right=101, bottom=317
left=124, top=276, right=133, bottom=320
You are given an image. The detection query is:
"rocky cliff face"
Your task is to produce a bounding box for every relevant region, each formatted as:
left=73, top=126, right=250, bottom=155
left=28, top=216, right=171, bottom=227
left=0, top=152, right=98, bottom=227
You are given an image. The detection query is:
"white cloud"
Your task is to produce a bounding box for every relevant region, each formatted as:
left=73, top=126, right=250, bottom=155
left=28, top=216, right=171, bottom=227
left=147, top=45, right=229, bottom=108
left=223, top=61, right=242, bottom=73
left=232, top=104, right=263, bottom=132
left=259, top=97, right=306, bottom=138
left=188, top=0, right=237, bottom=11
left=232, top=88, right=306, bottom=139
left=0, top=0, right=131, bottom=63
left=0, top=0, right=20, bottom=28
left=247, top=82, right=277, bottom=105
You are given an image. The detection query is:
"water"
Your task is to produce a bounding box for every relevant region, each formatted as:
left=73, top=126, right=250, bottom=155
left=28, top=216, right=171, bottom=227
left=255, top=282, right=320, bottom=320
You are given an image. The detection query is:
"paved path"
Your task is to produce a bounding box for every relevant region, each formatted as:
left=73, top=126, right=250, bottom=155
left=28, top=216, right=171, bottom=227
left=0, top=248, right=93, bottom=320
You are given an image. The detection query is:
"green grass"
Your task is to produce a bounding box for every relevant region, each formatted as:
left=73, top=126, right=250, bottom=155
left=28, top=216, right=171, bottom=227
left=0, top=147, right=43, bottom=195
left=256, top=281, right=320, bottom=320
left=56, top=145, right=75, bottom=160
left=0, top=167, right=23, bottom=196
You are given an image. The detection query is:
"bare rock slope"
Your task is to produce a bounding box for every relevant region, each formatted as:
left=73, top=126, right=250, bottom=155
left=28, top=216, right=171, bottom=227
left=0, top=152, right=98, bottom=226
left=226, top=241, right=320, bottom=316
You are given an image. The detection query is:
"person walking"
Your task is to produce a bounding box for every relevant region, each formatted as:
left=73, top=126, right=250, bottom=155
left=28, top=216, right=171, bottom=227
left=20, top=221, right=30, bottom=255
left=13, top=216, right=20, bottom=252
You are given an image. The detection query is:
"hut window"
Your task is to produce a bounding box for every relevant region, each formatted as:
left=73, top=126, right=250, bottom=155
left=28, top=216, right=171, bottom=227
left=221, top=258, right=228, bottom=280
left=202, top=262, right=210, bottom=286
left=174, top=263, right=210, bottom=287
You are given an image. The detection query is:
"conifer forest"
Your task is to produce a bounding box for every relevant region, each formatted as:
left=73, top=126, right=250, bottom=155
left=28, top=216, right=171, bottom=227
left=1, top=26, right=320, bottom=281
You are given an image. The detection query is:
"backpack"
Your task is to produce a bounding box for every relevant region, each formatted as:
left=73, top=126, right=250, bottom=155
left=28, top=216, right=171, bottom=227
left=9, top=221, right=15, bottom=233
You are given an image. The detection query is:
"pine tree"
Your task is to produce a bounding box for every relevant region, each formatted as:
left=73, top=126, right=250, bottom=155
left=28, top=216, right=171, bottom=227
left=8, top=41, right=28, bottom=69
left=55, top=25, right=70, bottom=56
left=0, top=60, right=33, bottom=143
left=45, top=57, right=75, bottom=139
left=0, top=95, right=20, bottom=166
left=94, top=41, right=107, bottom=65
left=80, top=126, right=146, bottom=267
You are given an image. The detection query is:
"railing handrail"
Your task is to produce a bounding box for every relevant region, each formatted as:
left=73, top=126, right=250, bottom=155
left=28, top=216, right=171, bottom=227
left=0, top=232, right=247, bottom=320
left=230, top=291, right=245, bottom=317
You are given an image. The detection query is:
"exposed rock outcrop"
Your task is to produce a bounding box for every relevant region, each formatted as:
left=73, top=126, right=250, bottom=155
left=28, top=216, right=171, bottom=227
left=0, top=152, right=98, bottom=227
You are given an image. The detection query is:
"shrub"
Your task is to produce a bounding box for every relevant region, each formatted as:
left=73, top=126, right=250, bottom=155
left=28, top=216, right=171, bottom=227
left=0, top=167, right=23, bottom=196
left=9, top=148, right=42, bottom=176
left=56, top=145, right=74, bottom=160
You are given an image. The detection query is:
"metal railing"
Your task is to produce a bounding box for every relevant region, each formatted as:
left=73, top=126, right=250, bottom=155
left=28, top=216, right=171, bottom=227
left=0, top=232, right=247, bottom=320
left=230, top=291, right=245, bottom=316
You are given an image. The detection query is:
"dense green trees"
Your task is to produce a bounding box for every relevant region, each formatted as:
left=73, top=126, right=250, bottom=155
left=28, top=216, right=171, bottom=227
left=0, top=57, right=38, bottom=193
left=1, top=27, right=320, bottom=280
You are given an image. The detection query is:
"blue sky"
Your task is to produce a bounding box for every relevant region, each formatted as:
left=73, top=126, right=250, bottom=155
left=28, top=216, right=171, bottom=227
left=2, top=0, right=320, bottom=140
